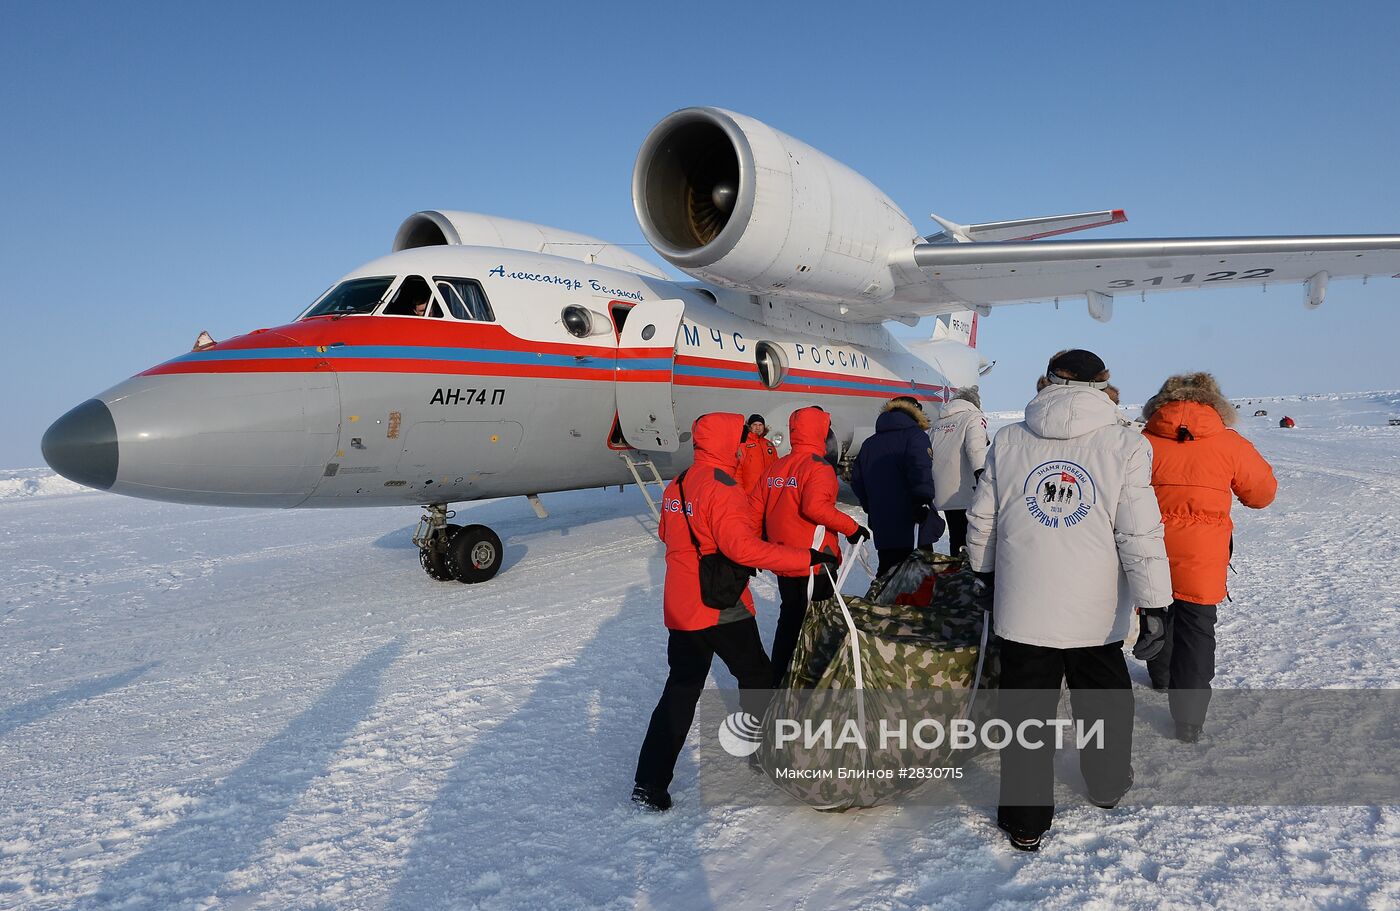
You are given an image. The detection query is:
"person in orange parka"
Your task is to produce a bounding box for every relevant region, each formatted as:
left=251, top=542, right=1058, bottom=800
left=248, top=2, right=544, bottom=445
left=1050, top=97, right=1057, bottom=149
left=633, top=412, right=832, bottom=811
left=1140, top=372, right=1278, bottom=742
left=735, top=413, right=778, bottom=493
left=751, top=406, right=870, bottom=686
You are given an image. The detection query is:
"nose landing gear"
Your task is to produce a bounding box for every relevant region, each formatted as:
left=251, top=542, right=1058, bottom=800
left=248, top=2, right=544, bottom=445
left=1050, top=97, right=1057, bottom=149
left=413, top=505, right=504, bottom=583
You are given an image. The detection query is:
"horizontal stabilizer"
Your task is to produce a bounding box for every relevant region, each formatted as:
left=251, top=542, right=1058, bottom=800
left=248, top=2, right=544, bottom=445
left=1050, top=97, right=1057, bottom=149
left=927, top=209, right=1127, bottom=244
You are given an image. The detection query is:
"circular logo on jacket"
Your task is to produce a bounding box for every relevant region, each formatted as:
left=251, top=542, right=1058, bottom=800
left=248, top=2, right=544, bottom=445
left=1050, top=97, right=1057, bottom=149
left=1022, top=460, right=1096, bottom=529
left=717, top=711, right=764, bottom=757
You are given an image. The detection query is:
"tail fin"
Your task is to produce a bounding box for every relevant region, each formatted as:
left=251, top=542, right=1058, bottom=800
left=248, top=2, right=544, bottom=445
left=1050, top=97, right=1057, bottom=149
left=931, top=311, right=978, bottom=348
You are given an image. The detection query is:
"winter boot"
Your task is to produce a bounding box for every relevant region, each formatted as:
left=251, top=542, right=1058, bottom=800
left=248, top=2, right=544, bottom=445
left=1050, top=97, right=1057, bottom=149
left=631, top=784, right=672, bottom=812
left=1088, top=767, right=1134, bottom=810
left=997, top=820, right=1042, bottom=852
left=1175, top=722, right=1202, bottom=743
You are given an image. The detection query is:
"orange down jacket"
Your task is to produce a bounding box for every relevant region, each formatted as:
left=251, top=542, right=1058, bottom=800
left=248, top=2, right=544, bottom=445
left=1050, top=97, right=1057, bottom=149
left=1143, top=400, right=1277, bottom=605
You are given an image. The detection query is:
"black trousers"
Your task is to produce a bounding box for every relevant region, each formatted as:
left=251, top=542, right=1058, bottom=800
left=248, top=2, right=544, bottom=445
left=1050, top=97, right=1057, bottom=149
left=876, top=547, right=913, bottom=579
left=635, top=618, right=773, bottom=790
left=771, top=573, right=833, bottom=687
left=945, top=510, right=968, bottom=557
left=997, top=637, right=1135, bottom=838
left=1146, top=599, right=1218, bottom=728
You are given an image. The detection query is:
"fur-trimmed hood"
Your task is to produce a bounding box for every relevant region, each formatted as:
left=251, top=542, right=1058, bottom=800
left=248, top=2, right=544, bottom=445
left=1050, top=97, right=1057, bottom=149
left=951, top=385, right=982, bottom=409
left=880, top=398, right=930, bottom=430
left=1142, top=373, right=1237, bottom=427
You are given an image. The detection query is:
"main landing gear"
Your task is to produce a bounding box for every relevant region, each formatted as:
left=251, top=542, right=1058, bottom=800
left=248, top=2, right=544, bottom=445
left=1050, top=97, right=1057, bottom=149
left=413, top=504, right=504, bottom=583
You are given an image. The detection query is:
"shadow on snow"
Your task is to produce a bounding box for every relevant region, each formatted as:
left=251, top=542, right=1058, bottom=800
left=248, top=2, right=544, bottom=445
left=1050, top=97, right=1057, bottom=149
left=0, top=662, right=157, bottom=740
left=79, top=642, right=402, bottom=909
left=384, top=559, right=727, bottom=911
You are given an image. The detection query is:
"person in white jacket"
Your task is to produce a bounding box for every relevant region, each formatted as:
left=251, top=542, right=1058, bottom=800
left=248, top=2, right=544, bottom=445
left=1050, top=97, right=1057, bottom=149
left=930, top=386, right=989, bottom=556
left=965, top=349, right=1172, bottom=852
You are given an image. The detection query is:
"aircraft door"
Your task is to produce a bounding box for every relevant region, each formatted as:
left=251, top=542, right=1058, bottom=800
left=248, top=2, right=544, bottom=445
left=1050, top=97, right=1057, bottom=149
left=615, top=298, right=685, bottom=452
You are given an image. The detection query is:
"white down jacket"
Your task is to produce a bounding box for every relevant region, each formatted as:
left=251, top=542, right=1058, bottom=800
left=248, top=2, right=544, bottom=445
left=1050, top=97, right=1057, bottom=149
left=965, top=385, right=1172, bottom=648
left=930, top=398, right=989, bottom=511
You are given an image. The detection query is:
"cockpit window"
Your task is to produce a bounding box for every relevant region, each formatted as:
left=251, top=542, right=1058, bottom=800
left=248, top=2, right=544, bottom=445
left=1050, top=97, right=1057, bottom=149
left=435, top=277, right=496, bottom=322
left=303, top=276, right=395, bottom=318
left=382, top=275, right=442, bottom=318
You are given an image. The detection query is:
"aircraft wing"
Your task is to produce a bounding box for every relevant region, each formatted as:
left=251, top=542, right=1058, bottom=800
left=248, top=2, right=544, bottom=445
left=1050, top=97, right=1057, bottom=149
left=881, top=234, right=1400, bottom=322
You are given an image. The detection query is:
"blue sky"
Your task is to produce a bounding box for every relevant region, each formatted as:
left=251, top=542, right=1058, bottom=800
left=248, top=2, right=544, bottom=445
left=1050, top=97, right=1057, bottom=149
left=2, top=1, right=1398, bottom=467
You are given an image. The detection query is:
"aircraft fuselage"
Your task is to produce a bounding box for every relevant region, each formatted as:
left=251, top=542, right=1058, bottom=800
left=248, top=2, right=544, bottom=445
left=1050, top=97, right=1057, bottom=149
left=43, top=244, right=976, bottom=510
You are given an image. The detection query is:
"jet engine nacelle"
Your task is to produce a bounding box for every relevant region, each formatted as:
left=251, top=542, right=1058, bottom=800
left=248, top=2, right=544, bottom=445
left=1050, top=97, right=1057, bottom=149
left=632, top=107, right=921, bottom=305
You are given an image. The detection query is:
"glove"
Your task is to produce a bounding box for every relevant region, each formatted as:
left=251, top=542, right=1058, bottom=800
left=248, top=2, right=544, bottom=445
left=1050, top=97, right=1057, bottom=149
left=809, top=548, right=839, bottom=568
left=1132, top=607, right=1169, bottom=661
left=846, top=525, right=870, bottom=545
left=972, top=571, right=994, bottom=597
left=912, top=501, right=931, bottom=524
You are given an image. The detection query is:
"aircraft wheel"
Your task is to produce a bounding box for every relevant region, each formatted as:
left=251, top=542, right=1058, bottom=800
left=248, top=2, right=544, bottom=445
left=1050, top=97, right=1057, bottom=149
left=447, top=524, right=504, bottom=583
left=420, top=523, right=461, bottom=581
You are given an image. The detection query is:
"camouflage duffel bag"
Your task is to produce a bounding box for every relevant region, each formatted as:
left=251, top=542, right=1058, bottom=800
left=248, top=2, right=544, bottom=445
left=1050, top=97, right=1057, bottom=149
left=758, top=552, right=998, bottom=811
left=865, top=549, right=967, bottom=605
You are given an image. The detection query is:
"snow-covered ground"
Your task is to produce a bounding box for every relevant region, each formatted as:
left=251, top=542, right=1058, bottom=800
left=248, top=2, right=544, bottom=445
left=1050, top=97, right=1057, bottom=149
left=1, top=391, right=1397, bottom=910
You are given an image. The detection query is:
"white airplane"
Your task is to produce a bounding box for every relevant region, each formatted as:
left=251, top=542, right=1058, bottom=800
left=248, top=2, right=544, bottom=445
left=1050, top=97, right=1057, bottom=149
left=41, top=107, right=1400, bottom=582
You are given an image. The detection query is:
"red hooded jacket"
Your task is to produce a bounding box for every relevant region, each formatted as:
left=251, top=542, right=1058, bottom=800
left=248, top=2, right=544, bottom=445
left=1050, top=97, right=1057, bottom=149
left=750, top=407, right=858, bottom=578
left=735, top=434, right=778, bottom=493
left=659, top=413, right=812, bottom=630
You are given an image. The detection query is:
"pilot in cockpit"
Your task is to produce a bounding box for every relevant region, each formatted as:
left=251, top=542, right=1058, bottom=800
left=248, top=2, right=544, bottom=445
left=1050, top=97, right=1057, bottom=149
left=384, top=277, right=437, bottom=318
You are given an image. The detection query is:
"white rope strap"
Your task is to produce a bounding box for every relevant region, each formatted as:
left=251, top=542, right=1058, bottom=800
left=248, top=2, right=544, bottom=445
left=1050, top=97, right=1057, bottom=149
left=960, top=608, right=992, bottom=722
left=824, top=536, right=868, bottom=752
left=807, top=524, right=826, bottom=602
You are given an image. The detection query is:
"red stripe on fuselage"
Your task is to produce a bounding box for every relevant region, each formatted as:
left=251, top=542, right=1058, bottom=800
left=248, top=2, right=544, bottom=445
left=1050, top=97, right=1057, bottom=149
left=142, top=359, right=325, bottom=376
left=614, top=370, right=672, bottom=382
left=787, top=366, right=941, bottom=393
left=673, top=373, right=943, bottom=401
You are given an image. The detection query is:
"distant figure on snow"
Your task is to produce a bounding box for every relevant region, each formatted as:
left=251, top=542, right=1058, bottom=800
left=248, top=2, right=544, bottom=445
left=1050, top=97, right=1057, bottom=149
left=735, top=414, right=778, bottom=493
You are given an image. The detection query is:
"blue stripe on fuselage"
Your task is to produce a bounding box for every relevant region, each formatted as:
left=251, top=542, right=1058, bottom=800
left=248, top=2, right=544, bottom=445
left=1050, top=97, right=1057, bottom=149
left=170, top=346, right=670, bottom=371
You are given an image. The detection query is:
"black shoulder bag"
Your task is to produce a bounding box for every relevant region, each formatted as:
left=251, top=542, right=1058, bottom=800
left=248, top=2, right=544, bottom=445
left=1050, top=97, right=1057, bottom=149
left=676, top=470, right=756, bottom=610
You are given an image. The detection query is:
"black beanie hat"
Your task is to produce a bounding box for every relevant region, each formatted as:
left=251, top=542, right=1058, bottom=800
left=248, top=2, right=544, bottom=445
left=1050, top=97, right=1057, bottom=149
left=1046, top=349, right=1109, bottom=388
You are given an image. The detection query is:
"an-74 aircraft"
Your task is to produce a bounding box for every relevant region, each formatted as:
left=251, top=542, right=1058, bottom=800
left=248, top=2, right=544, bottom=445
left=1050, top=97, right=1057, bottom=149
left=42, top=107, right=1400, bottom=583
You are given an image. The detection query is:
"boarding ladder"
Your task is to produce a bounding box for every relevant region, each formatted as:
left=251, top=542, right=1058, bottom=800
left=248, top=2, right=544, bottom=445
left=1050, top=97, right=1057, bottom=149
left=618, top=450, right=667, bottom=523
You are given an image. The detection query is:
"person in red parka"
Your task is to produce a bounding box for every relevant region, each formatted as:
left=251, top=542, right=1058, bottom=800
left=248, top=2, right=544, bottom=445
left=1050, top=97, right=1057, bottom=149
left=1141, top=373, right=1277, bottom=742
left=735, top=414, right=778, bottom=493
left=751, top=406, right=869, bottom=686
left=633, top=412, right=831, bottom=811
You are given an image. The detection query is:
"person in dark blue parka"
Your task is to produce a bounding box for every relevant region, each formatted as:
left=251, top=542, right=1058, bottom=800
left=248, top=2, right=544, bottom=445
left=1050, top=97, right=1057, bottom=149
left=851, top=396, right=937, bottom=577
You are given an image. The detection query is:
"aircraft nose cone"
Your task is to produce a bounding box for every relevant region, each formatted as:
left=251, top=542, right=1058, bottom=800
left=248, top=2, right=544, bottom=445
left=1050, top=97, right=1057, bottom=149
left=42, top=399, right=118, bottom=490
